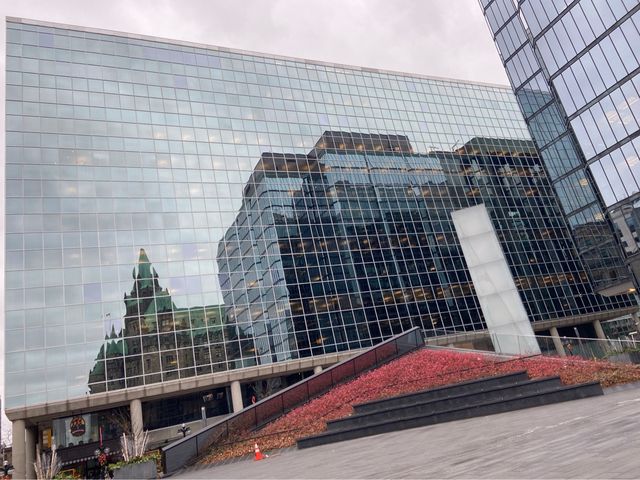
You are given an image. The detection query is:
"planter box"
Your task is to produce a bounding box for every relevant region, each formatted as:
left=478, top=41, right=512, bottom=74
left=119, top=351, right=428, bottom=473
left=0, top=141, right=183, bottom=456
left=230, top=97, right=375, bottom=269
left=112, top=460, right=156, bottom=479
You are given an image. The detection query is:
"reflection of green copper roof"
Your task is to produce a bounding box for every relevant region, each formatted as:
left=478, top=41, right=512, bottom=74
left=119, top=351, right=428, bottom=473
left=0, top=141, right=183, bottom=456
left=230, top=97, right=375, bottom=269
left=91, top=361, right=104, bottom=376
left=105, top=338, right=128, bottom=357
left=107, top=324, right=119, bottom=340
left=138, top=248, right=150, bottom=264
left=135, top=248, right=157, bottom=290
left=89, top=247, right=227, bottom=394
left=153, top=289, right=175, bottom=312
left=124, top=295, right=138, bottom=310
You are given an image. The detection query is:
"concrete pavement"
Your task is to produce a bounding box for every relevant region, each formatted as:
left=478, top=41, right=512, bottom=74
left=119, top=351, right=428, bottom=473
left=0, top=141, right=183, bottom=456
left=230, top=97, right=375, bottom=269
left=174, top=385, right=640, bottom=479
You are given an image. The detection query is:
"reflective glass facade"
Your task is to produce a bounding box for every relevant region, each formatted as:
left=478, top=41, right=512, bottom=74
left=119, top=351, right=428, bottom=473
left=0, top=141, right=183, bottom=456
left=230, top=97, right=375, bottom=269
left=481, top=0, right=640, bottom=289
left=5, top=18, right=633, bottom=411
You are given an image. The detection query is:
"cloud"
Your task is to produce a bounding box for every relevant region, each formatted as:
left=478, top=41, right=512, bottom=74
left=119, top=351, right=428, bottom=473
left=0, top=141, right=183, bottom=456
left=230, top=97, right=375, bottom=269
left=2, top=0, right=507, bottom=84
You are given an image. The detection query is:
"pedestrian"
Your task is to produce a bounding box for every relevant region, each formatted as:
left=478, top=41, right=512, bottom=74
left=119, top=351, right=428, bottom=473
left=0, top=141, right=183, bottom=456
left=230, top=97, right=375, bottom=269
left=565, top=340, right=574, bottom=356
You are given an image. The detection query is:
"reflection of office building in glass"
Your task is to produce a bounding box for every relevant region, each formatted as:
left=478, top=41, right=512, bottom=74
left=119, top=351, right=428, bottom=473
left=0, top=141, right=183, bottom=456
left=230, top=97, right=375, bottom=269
left=480, top=0, right=640, bottom=292
left=217, top=131, right=633, bottom=363
left=5, top=17, right=636, bottom=477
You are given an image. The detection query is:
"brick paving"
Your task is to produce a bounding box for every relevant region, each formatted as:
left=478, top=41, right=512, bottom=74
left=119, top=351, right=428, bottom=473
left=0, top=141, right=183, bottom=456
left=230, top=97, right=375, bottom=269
left=173, top=385, right=640, bottom=479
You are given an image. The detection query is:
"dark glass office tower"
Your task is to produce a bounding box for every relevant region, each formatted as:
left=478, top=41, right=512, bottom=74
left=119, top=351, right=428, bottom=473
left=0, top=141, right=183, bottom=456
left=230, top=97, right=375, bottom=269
left=480, top=0, right=640, bottom=294
left=216, top=131, right=632, bottom=367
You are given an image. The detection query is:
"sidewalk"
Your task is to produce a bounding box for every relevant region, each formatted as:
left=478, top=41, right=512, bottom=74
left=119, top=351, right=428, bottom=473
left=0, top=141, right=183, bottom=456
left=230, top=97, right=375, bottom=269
left=174, top=385, right=640, bottom=479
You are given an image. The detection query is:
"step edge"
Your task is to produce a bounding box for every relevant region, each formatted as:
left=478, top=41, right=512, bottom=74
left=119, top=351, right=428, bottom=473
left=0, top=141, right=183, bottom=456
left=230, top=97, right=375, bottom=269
left=299, top=386, right=602, bottom=446
left=353, top=370, right=531, bottom=410
left=342, top=376, right=564, bottom=422
left=315, top=382, right=602, bottom=437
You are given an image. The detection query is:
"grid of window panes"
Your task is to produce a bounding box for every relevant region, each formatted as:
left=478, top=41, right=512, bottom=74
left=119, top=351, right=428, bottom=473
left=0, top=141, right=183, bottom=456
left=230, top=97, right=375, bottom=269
left=526, top=0, right=640, bottom=208
left=217, top=134, right=632, bottom=368
left=4, top=18, right=633, bottom=409
left=480, top=0, right=634, bottom=288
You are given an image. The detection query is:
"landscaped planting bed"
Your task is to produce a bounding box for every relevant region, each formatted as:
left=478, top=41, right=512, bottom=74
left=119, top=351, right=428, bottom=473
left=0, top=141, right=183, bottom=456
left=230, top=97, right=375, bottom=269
left=201, top=348, right=640, bottom=464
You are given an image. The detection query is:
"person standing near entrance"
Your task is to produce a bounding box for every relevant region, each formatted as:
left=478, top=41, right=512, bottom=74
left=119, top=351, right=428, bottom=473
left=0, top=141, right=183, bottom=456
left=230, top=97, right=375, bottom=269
left=563, top=338, right=574, bottom=356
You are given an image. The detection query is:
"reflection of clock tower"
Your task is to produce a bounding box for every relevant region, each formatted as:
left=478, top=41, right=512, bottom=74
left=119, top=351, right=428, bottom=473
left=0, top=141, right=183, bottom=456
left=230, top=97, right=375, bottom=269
left=88, top=248, right=228, bottom=393
left=88, top=249, right=176, bottom=392
left=124, top=248, right=176, bottom=340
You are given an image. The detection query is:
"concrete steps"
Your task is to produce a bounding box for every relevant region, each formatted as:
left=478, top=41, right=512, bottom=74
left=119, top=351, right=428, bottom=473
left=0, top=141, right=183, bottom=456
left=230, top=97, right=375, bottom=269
left=297, top=372, right=603, bottom=449
left=353, top=370, right=530, bottom=415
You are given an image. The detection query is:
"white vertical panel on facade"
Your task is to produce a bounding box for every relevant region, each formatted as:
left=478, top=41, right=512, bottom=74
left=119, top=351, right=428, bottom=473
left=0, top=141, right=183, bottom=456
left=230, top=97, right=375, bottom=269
left=451, top=203, right=540, bottom=355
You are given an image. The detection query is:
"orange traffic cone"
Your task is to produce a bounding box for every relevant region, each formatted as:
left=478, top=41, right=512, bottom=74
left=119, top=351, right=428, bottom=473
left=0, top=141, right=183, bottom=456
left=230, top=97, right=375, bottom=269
left=254, top=442, right=267, bottom=461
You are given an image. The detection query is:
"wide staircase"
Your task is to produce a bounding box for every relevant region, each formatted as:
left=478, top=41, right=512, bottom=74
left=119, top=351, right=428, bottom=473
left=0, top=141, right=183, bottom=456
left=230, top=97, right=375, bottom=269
left=297, top=370, right=603, bottom=448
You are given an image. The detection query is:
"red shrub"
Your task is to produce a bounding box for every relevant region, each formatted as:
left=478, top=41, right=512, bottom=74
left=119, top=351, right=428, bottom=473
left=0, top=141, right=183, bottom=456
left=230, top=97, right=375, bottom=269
left=201, top=349, right=640, bottom=464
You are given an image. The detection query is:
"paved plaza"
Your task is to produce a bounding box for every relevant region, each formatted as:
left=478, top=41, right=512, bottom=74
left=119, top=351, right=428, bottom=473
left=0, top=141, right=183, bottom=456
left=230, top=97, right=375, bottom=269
left=174, top=385, right=640, bottom=479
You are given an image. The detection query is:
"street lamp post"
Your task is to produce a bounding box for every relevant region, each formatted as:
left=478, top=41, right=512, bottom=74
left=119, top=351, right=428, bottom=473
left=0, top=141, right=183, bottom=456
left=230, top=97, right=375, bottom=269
left=94, top=445, right=110, bottom=479
left=178, top=423, right=191, bottom=438
left=1, top=460, right=13, bottom=480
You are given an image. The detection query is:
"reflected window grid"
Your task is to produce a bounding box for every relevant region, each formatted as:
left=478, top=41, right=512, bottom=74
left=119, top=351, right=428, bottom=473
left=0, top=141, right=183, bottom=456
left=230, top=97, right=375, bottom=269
left=4, top=19, right=635, bottom=409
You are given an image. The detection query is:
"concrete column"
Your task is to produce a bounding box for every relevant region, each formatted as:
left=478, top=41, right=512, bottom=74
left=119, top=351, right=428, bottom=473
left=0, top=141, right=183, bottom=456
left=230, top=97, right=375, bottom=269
left=25, top=426, right=36, bottom=479
left=12, top=420, right=26, bottom=480
left=593, top=320, right=606, bottom=340
left=230, top=380, right=243, bottom=413
left=130, top=398, right=143, bottom=438
left=550, top=326, right=566, bottom=357
left=313, top=366, right=323, bottom=374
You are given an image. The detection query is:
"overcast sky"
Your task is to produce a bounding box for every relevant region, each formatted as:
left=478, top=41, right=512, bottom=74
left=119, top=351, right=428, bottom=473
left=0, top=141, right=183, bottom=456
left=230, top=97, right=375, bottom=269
left=1, top=0, right=508, bottom=84
left=0, top=0, right=507, bottom=443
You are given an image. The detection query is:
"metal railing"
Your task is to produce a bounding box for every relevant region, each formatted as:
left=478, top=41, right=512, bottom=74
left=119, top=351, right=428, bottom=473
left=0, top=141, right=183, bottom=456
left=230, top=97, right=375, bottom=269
left=490, top=332, right=640, bottom=362
left=161, top=327, right=423, bottom=474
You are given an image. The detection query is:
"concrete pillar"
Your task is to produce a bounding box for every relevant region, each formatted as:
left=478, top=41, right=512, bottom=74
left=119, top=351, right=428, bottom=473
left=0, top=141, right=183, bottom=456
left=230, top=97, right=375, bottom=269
left=593, top=320, right=606, bottom=340
left=130, top=398, right=143, bottom=438
left=230, top=380, right=243, bottom=413
left=313, top=366, right=323, bottom=374
left=550, top=326, right=566, bottom=357
left=25, top=426, right=36, bottom=479
left=12, top=420, right=26, bottom=480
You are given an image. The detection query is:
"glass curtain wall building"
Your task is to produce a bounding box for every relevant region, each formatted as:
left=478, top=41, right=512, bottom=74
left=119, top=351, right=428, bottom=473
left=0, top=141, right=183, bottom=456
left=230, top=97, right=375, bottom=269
left=5, top=18, right=635, bottom=463
left=480, top=0, right=640, bottom=293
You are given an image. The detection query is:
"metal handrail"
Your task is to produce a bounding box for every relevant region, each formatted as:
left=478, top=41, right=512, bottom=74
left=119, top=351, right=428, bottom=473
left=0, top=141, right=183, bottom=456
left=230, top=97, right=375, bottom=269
left=161, top=327, right=423, bottom=474
left=490, top=331, right=640, bottom=360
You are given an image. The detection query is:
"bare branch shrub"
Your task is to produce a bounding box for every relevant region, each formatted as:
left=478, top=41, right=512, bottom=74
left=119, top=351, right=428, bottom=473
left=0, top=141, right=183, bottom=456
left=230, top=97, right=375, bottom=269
left=34, top=443, right=60, bottom=480
left=120, top=429, right=149, bottom=462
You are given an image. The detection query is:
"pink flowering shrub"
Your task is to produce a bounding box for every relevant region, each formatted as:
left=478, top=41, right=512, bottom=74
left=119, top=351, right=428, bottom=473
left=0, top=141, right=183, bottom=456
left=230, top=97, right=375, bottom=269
left=202, top=349, right=640, bottom=463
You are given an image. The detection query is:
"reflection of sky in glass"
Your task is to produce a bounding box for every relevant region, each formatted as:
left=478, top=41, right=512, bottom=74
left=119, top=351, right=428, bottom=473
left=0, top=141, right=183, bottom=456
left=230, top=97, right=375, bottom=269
left=481, top=0, right=638, bottom=291
left=2, top=18, right=561, bottom=409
